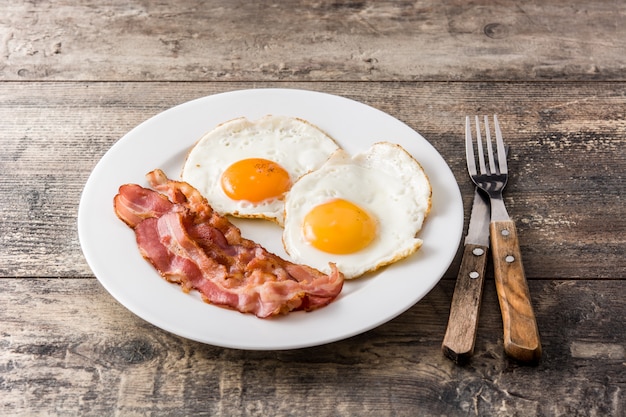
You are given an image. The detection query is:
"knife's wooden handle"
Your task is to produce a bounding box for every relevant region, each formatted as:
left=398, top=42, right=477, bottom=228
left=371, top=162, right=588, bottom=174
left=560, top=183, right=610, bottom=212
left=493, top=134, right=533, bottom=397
left=442, top=243, right=488, bottom=364
left=490, top=220, right=542, bottom=363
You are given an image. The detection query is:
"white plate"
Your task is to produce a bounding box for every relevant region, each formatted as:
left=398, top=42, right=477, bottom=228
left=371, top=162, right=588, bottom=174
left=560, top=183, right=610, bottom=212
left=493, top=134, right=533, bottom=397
left=78, top=88, right=463, bottom=350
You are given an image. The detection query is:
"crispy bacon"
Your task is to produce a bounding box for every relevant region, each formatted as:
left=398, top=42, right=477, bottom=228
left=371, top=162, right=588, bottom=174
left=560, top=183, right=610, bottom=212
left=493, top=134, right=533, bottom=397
left=113, top=169, right=344, bottom=318
left=113, top=183, right=173, bottom=227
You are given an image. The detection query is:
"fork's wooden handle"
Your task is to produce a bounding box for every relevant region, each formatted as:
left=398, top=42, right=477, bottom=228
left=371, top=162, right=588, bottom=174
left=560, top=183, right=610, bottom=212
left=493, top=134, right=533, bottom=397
left=490, top=220, right=542, bottom=363
left=442, top=243, right=488, bottom=364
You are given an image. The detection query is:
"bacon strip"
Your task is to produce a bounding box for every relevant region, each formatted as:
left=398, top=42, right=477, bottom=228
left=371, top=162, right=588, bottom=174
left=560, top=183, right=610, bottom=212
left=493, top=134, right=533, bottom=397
left=114, top=169, right=344, bottom=318
left=114, top=183, right=173, bottom=227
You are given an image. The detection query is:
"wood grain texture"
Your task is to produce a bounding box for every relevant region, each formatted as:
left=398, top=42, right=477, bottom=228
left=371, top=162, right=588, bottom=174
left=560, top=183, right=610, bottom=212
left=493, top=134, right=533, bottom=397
left=1, top=1, right=625, bottom=415
left=1, top=0, right=625, bottom=82
left=490, top=220, right=542, bottom=363
left=0, top=278, right=624, bottom=416
left=442, top=243, right=488, bottom=363
left=1, top=81, right=624, bottom=278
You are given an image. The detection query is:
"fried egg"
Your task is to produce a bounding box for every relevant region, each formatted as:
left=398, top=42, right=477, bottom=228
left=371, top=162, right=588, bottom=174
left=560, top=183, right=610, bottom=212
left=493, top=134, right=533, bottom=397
left=181, top=115, right=340, bottom=225
left=282, top=142, right=432, bottom=279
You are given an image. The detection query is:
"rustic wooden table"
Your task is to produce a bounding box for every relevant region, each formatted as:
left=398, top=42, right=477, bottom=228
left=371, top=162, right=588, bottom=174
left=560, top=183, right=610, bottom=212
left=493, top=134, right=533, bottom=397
left=1, top=1, right=625, bottom=416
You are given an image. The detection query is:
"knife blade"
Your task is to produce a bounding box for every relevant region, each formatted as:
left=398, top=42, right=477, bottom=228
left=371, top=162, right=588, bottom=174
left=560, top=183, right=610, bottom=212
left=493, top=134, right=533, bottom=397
left=442, top=187, right=490, bottom=364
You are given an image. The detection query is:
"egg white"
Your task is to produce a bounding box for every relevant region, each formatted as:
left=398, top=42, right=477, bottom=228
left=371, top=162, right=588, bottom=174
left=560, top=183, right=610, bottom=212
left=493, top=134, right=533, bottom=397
left=181, top=115, right=340, bottom=225
left=282, top=142, right=432, bottom=279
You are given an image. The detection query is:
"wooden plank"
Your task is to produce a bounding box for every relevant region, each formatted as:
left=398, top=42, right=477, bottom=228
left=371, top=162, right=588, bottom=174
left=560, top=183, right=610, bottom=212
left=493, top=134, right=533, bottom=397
left=1, top=0, right=625, bottom=82
left=0, top=278, right=623, bottom=416
left=1, top=2, right=623, bottom=416
left=1, top=81, right=624, bottom=279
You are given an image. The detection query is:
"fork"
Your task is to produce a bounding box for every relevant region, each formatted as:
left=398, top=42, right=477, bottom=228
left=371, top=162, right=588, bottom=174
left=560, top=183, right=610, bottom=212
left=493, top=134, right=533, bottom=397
left=465, top=115, right=542, bottom=363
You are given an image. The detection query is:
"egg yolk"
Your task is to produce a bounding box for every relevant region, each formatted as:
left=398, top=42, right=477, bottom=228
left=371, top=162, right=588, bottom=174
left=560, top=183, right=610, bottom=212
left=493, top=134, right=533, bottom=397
left=302, top=199, right=377, bottom=254
left=221, top=158, right=291, bottom=203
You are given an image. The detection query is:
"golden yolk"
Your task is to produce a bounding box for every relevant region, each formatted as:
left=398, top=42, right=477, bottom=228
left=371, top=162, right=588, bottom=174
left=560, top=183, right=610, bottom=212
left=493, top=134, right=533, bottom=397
left=220, top=158, right=291, bottom=203
left=302, top=199, right=377, bottom=254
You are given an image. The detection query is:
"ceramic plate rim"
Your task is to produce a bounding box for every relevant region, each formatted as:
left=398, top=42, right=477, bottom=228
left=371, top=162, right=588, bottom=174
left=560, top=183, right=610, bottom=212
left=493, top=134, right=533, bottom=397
left=77, top=88, right=463, bottom=350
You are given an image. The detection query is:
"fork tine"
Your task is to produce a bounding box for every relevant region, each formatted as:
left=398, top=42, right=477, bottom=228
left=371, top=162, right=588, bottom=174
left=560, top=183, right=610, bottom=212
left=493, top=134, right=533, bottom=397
left=465, top=116, right=477, bottom=175
left=483, top=116, right=497, bottom=174
left=474, top=116, right=487, bottom=175
left=493, top=114, right=508, bottom=175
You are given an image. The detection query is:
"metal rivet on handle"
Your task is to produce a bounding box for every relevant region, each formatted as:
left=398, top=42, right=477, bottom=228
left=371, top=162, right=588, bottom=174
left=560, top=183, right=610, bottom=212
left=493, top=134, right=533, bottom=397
left=505, top=255, right=515, bottom=263
left=472, top=248, right=485, bottom=256
left=501, top=229, right=510, bottom=237
left=469, top=271, right=480, bottom=279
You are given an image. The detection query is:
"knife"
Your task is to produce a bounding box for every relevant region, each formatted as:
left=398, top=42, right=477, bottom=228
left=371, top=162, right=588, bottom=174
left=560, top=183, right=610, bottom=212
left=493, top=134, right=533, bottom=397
left=442, top=187, right=490, bottom=364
